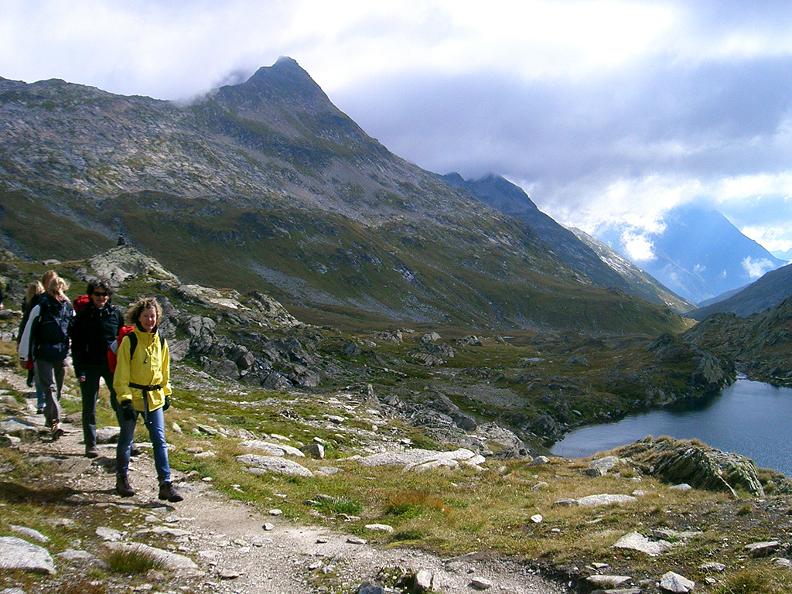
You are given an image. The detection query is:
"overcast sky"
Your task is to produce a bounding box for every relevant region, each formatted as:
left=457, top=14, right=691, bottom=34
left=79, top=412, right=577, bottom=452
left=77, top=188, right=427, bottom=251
left=3, top=0, right=792, bottom=257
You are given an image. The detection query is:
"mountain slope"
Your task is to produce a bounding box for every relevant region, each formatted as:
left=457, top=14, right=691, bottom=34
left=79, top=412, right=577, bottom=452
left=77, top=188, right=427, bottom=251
left=569, top=227, right=694, bottom=312
left=0, top=60, right=685, bottom=334
left=596, top=203, right=786, bottom=304
left=685, top=295, right=792, bottom=386
left=444, top=173, right=692, bottom=312
left=691, top=262, right=792, bottom=319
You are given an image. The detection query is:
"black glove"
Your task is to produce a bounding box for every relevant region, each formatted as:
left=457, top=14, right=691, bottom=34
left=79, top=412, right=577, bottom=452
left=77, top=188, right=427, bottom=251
left=120, top=400, right=136, bottom=421
left=163, top=396, right=171, bottom=411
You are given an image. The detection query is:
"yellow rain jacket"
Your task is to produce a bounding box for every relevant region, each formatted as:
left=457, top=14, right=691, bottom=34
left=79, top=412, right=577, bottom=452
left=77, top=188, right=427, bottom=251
left=113, top=327, right=171, bottom=412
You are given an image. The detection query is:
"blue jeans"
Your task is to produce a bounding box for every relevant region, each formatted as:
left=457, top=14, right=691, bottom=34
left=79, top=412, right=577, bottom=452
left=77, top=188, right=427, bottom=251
left=116, top=405, right=171, bottom=484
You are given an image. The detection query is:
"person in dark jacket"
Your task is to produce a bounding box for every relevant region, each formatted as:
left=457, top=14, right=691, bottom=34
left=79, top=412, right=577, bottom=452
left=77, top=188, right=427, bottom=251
left=18, top=276, right=74, bottom=439
left=18, top=271, right=58, bottom=412
left=18, top=281, right=46, bottom=401
left=71, top=279, right=124, bottom=457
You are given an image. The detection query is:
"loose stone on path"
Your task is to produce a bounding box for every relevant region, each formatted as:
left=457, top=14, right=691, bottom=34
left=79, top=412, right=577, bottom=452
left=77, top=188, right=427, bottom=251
left=0, top=536, right=56, bottom=574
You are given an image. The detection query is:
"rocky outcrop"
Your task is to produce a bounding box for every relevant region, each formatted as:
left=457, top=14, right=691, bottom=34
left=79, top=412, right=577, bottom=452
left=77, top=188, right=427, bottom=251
left=614, top=436, right=765, bottom=497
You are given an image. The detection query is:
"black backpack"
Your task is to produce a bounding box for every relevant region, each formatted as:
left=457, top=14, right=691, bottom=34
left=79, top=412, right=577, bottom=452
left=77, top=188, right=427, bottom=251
left=34, top=297, right=73, bottom=362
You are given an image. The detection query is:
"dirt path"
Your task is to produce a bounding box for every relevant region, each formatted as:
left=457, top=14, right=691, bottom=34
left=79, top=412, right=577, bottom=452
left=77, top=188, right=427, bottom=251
left=1, top=367, right=567, bottom=593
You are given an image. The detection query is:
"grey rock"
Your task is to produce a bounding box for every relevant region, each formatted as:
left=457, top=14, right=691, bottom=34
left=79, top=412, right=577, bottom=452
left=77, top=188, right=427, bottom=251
left=236, top=454, right=313, bottom=477
left=587, top=575, right=632, bottom=588
left=10, top=525, right=49, bottom=543
left=316, top=466, right=341, bottom=476
left=659, top=571, right=695, bottom=593
left=744, top=540, right=780, bottom=557
left=533, top=455, right=550, bottom=465
left=96, top=526, right=123, bottom=541
left=57, top=549, right=95, bottom=561
left=347, top=536, right=367, bottom=544
left=699, top=562, right=726, bottom=572
left=576, top=494, right=637, bottom=507
left=363, top=524, right=394, bottom=533
left=614, top=436, right=765, bottom=497
left=553, top=498, right=579, bottom=507
left=95, top=426, right=120, bottom=443
left=773, top=558, right=791, bottom=568
left=240, top=440, right=305, bottom=457
left=0, top=434, right=21, bottom=447
left=613, top=532, right=674, bottom=556
left=470, top=576, right=493, bottom=590
left=586, top=456, right=621, bottom=477
left=0, top=536, right=55, bottom=574
left=302, top=442, right=325, bottom=459
left=420, top=332, right=441, bottom=343
left=104, top=541, right=197, bottom=570
left=669, top=483, right=692, bottom=491
left=415, top=569, right=433, bottom=591
left=358, top=448, right=484, bottom=471
left=0, top=418, right=41, bottom=439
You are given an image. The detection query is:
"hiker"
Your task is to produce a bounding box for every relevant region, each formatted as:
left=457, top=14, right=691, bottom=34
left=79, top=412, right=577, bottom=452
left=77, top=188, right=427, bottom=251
left=113, top=297, right=182, bottom=502
left=71, top=279, right=123, bottom=458
left=18, top=271, right=60, bottom=413
left=18, top=276, right=74, bottom=439
left=18, top=281, right=45, bottom=405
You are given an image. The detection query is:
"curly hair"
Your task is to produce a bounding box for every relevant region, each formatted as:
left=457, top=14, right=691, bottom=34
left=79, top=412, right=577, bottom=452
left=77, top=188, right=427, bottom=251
left=87, top=278, right=113, bottom=296
left=125, top=297, right=163, bottom=326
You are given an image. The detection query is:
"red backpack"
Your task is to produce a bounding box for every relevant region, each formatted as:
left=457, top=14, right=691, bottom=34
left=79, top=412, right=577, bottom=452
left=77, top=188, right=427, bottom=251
left=107, top=325, right=165, bottom=372
left=73, top=294, right=91, bottom=313
left=107, top=325, right=136, bottom=373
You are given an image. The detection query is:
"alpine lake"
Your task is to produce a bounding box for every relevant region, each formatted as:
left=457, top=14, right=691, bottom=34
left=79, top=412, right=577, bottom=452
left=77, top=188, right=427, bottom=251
left=551, top=377, right=792, bottom=476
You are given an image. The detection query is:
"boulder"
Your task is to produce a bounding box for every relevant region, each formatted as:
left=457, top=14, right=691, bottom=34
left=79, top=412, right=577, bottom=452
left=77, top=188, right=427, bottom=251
left=104, top=541, right=197, bottom=570
left=0, top=536, right=55, bottom=574
left=614, top=436, right=765, bottom=497
left=358, top=448, right=484, bottom=471
left=236, top=454, right=313, bottom=477
left=613, top=531, right=674, bottom=556
left=659, top=571, right=695, bottom=593
left=240, top=440, right=305, bottom=458
left=586, top=456, right=622, bottom=477
left=95, top=426, right=120, bottom=444
left=576, top=494, right=636, bottom=507
left=744, top=540, right=780, bottom=557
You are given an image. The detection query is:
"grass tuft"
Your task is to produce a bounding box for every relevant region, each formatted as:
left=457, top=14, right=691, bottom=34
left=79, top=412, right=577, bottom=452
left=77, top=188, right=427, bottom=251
left=713, top=568, right=790, bottom=594
left=104, top=548, right=163, bottom=574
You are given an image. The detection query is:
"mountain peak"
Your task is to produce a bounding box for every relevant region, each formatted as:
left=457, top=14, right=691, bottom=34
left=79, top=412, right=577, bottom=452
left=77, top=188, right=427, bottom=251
left=220, top=57, right=330, bottom=110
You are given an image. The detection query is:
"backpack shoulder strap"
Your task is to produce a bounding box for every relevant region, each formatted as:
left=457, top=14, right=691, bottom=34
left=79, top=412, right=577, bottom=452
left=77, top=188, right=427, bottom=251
left=128, top=332, right=138, bottom=359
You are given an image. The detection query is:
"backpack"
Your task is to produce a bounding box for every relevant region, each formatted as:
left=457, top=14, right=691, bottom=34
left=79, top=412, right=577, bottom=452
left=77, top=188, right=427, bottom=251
left=73, top=294, right=91, bottom=313
left=33, top=297, right=73, bottom=362
left=107, top=325, right=165, bottom=373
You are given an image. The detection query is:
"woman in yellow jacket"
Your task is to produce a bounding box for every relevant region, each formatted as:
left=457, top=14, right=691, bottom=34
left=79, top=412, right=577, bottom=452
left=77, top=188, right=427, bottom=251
left=113, top=297, right=182, bottom=502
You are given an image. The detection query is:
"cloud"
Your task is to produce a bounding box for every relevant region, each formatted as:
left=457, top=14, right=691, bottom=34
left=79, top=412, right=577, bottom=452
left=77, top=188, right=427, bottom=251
left=620, top=230, right=656, bottom=263
left=741, top=256, right=775, bottom=279
left=2, top=0, right=792, bottom=254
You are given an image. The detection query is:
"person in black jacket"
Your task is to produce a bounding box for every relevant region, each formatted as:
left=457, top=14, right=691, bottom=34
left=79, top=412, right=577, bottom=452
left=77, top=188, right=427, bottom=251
left=18, top=276, right=74, bottom=439
left=71, top=279, right=124, bottom=458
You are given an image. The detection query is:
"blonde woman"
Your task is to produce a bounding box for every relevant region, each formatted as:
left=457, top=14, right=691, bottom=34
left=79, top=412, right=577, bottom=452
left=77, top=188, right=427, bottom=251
left=113, top=297, right=182, bottom=502
left=18, top=277, right=74, bottom=438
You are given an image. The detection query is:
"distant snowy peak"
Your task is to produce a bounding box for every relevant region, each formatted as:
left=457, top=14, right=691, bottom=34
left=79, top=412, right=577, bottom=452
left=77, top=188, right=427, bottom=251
left=595, top=203, right=786, bottom=304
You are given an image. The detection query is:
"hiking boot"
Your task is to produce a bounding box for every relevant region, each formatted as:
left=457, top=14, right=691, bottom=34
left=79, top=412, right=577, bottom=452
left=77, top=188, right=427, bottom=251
left=115, top=475, right=135, bottom=497
left=85, top=446, right=99, bottom=459
left=158, top=481, right=183, bottom=503
left=36, top=406, right=44, bottom=414
left=51, top=422, right=64, bottom=440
